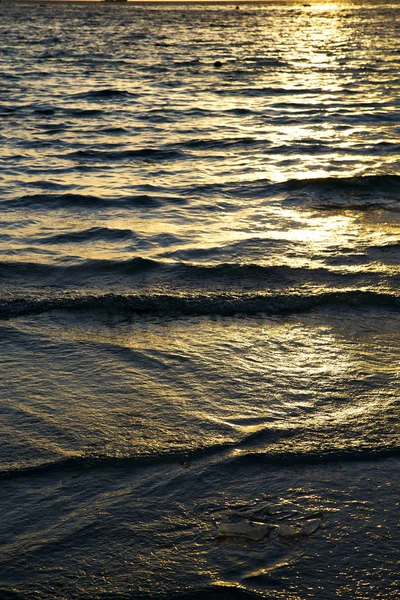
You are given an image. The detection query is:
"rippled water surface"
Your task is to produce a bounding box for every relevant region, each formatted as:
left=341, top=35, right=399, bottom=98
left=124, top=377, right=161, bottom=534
left=0, top=1, right=399, bottom=599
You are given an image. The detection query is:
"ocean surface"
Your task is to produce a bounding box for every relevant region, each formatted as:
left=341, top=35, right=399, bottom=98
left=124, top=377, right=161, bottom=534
left=0, top=1, right=399, bottom=598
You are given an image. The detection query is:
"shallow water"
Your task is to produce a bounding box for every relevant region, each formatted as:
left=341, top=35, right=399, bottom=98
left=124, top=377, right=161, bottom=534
left=0, top=1, right=399, bottom=598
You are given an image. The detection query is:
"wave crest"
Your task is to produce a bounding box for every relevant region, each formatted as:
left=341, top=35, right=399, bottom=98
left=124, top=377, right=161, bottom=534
left=0, top=290, right=398, bottom=320
left=71, top=88, right=139, bottom=100
left=282, top=174, right=400, bottom=210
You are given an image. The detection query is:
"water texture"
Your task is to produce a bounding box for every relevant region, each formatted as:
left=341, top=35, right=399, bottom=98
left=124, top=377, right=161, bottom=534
left=0, top=1, right=399, bottom=599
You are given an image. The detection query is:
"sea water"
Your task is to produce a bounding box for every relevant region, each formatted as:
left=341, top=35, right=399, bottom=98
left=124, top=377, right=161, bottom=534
left=0, top=1, right=399, bottom=598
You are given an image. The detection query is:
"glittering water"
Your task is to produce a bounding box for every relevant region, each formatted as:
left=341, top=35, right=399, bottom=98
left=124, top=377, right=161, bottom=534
left=0, top=1, right=399, bottom=599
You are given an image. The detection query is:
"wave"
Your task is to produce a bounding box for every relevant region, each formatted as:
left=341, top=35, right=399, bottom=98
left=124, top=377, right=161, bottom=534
left=226, top=107, right=255, bottom=116
left=17, top=130, right=386, bottom=163
left=286, top=173, right=400, bottom=193
left=37, top=227, right=136, bottom=244
left=21, top=179, right=74, bottom=192
left=365, top=241, right=400, bottom=265
left=1, top=104, right=102, bottom=119
left=0, top=440, right=235, bottom=481
left=0, top=289, right=398, bottom=320
left=215, top=86, right=327, bottom=97
left=71, top=88, right=139, bottom=100
left=97, top=126, right=132, bottom=135
left=66, top=147, right=186, bottom=163
left=159, top=174, right=400, bottom=207
left=177, top=138, right=348, bottom=154
left=1, top=192, right=182, bottom=210
left=1, top=435, right=398, bottom=483
left=184, top=174, right=400, bottom=205
left=67, top=107, right=103, bottom=117
left=367, top=241, right=400, bottom=253
left=179, top=136, right=261, bottom=150
left=2, top=192, right=115, bottom=210
left=282, top=174, right=400, bottom=210
left=226, top=446, right=400, bottom=468
left=0, top=105, right=20, bottom=116
left=0, top=257, right=387, bottom=291
left=0, top=257, right=159, bottom=283
left=32, top=105, right=56, bottom=116
left=0, top=259, right=325, bottom=278
left=136, top=106, right=214, bottom=123
left=242, top=57, right=288, bottom=68
left=5, top=175, right=397, bottom=213
left=158, top=237, right=293, bottom=261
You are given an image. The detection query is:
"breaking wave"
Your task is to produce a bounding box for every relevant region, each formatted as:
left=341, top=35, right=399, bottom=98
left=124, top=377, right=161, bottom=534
left=0, top=289, right=398, bottom=320
left=1, top=432, right=398, bottom=482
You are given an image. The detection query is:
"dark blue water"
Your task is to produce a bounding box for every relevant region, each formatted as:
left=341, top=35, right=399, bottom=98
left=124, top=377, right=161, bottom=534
left=0, top=1, right=399, bottom=598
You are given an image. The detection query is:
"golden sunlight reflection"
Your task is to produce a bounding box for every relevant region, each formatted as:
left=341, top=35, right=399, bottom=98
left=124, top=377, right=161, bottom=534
left=1, top=1, right=399, bottom=596
left=19, top=306, right=396, bottom=458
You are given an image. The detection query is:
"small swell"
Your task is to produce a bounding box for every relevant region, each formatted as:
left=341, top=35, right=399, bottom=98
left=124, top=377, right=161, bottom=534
left=0, top=260, right=348, bottom=283
left=37, top=227, right=136, bottom=244
left=227, top=445, right=400, bottom=468
left=215, top=86, right=325, bottom=97
left=226, top=107, right=255, bottom=116
left=159, top=238, right=296, bottom=260
left=283, top=174, right=400, bottom=210
left=66, top=147, right=186, bottom=162
left=98, top=126, right=132, bottom=135
left=193, top=174, right=400, bottom=205
left=286, top=174, right=400, bottom=193
left=0, top=290, right=398, bottom=320
left=2, top=192, right=181, bottom=210
left=80, top=257, right=160, bottom=274
left=67, top=107, right=103, bottom=117
left=33, top=105, right=56, bottom=116
left=367, top=241, right=400, bottom=253
left=22, top=179, right=73, bottom=192
left=3, top=192, right=113, bottom=210
left=190, top=179, right=274, bottom=200
left=180, top=136, right=260, bottom=150
left=243, top=57, right=288, bottom=68
left=71, top=88, right=139, bottom=100
left=2, top=441, right=398, bottom=483
left=0, top=441, right=234, bottom=481
left=0, top=257, right=159, bottom=283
